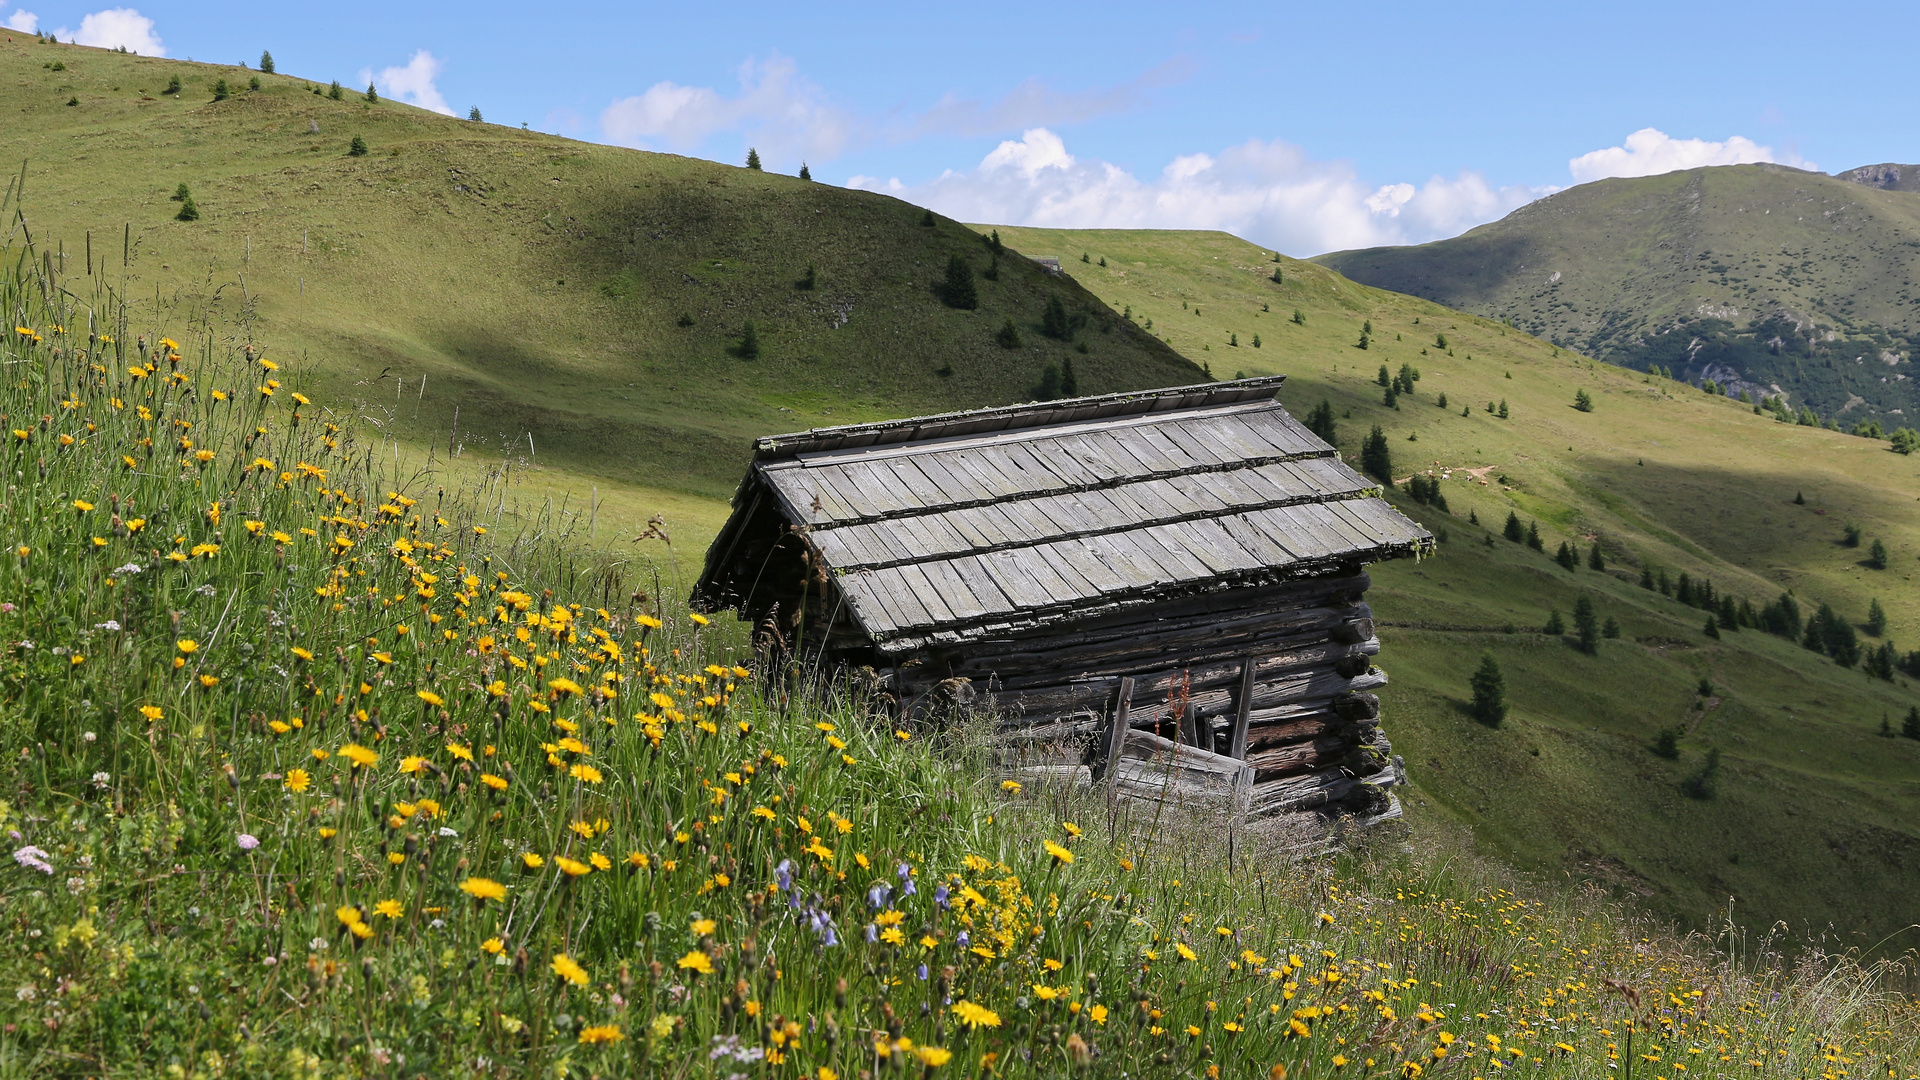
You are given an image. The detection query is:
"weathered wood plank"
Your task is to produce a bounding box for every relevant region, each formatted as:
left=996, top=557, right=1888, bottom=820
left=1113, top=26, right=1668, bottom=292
left=1094, top=676, right=1133, bottom=781
left=1229, top=657, right=1256, bottom=760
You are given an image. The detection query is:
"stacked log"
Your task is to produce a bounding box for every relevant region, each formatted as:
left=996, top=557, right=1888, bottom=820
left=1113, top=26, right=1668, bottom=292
left=883, top=570, right=1404, bottom=824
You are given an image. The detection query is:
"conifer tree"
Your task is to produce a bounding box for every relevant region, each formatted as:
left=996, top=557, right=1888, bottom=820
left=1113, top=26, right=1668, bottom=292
left=1602, top=615, right=1621, bottom=639
left=798, top=162, right=811, bottom=180
left=175, top=193, right=199, bottom=222
left=920, top=208, right=936, bottom=227
left=328, top=80, right=343, bottom=100
left=365, top=83, right=378, bottom=103
left=1503, top=511, right=1523, bottom=543
left=259, top=50, right=275, bottom=74
left=1589, top=544, right=1605, bottom=572
left=1543, top=609, right=1565, bottom=635
left=1357, top=330, right=1370, bottom=350
left=166, top=74, right=182, bottom=95
left=1904, top=706, right=1920, bottom=740
left=1469, top=653, right=1507, bottom=726
left=1291, top=309, right=1305, bottom=325
left=347, top=134, right=368, bottom=156
left=213, top=78, right=230, bottom=101
left=469, top=106, right=483, bottom=122
left=1639, top=566, right=1654, bottom=589
left=1040, top=295, right=1070, bottom=340
left=1868, top=598, right=1888, bottom=636
left=1060, top=357, right=1078, bottom=398
left=745, top=148, right=762, bottom=170
left=1868, top=538, right=1888, bottom=569
left=1305, top=400, right=1337, bottom=446
left=1703, top=613, right=1721, bottom=639
left=994, top=319, right=1022, bottom=349
left=1574, top=596, right=1598, bottom=652
left=1035, top=364, right=1063, bottom=400
left=1498, top=399, right=1510, bottom=419
left=1555, top=542, right=1577, bottom=571
left=1376, top=364, right=1391, bottom=388
left=1526, top=521, right=1543, bottom=551
left=1573, top=389, right=1593, bottom=412
left=940, top=254, right=978, bottom=310
left=1359, top=425, right=1393, bottom=484
left=735, top=321, right=761, bottom=360
left=1271, top=266, right=1282, bottom=284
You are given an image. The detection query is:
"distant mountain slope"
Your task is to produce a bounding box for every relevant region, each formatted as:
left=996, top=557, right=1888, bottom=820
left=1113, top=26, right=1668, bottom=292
left=0, top=38, right=1198, bottom=504
left=1314, top=164, right=1920, bottom=424
left=1839, top=162, right=1920, bottom=193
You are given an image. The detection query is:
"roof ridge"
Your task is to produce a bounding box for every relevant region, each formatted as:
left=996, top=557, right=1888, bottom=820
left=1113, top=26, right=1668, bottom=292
left=752, top=375, right=1287, bottom=461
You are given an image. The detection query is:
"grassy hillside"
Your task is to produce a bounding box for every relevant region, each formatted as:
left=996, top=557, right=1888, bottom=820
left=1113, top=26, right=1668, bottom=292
left=2, top=233, right=1916, bottom=1077
left=1313, top=164, right=1920, bottom=425
left=986, top=226, right=1920, bottom=951
left=0, top=35, right=1197, bottom=528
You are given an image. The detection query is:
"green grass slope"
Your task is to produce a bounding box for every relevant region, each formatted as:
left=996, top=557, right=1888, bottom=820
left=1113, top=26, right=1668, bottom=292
left=1, top=37, right=1198, bottom=521
left=1314, top=164, right=1920, bottom=424
left=986, top=225, right=1920, bottom=951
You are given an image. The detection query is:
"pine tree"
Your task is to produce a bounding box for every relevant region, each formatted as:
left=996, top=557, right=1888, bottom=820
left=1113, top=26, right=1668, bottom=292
left=1363, top=320, right=1373, bottom=335
left=1359, top=425, right=1393, bottom=484
left=940, top=255, right=977, bottom=310
left=1305, top=400, right=1337, bottom=446
left=1357, top=331, right=1370, bottom=350
left=1503, top=511, right=1524, bottom=543
left=1437, top=392, right=1447, bottom=409
left=175, top=194, right=199, bottom=222
left=1040, top=295, right=1070, bottom=340
left=735, top=321, right=761, bottom=360
left=1251, top=334, right=1261, bottom=349
left=1704, top=613, right=1721, bottom=639
left=1526, top=521, right=1543, bottom=551
left=1573, top=388, right=1593, bottom=412
left=1718, top=595, right=1739, bottom=632
left=1291, top=309, right=1305, bottom=325
left=995, top=319, right=1022, bottom=349
left=1603, top=615, right=1621, bottom=639
left=365, top=83, right=378, bottom=104
left=259, top=50, right=275, bottom=74
left=796, top=263, right=816, bottom=291
left=1229, top=333, right=1238, bottom=347
left=1058, top=356, right=1079, bottom=397
left=1435, top=333, right=1448, bottom=349
left=798, top=163, right=811, bottom=180
left=1904, top=706, right=1920, bottom=740
left=1640, top=566, right=1655, bottom=589
left=1498, top=399, right=1510, bottom=419
left=213, top=78, right=230, bottom=101
left=1588, top=544, right=1606, bottom=572
left=347, top=134, right=368, bottom=157
left=1868, top=538, right=1888, bottom=569
left=920, top=208, right=936, bottom=227
left=1543, top=609, right=1565, bottom=635
left=1035, top=364, right=1063, bottom=401
left=1555, top=542, right=1577, bottom=571
left=745, top=148, right=762, bottom=170
left=1880, top=714, right=1896, bottom=738
left=166, top=74, right=182, bottom=95
left=171, top=183, right=190, bottom=202
left=1469, top=653, right=1507, bottom=726
left=469, top=106, right=483, bottom=122
left=1574, top=595, right=1598, bottom=653
left=1376, top=364, right=1391, bottom=388
left=328, top=80, right=343, bottom=100
left=1867, top=598, right=1888, bottom=636
left=1270, top=266, right=1283, bottom=284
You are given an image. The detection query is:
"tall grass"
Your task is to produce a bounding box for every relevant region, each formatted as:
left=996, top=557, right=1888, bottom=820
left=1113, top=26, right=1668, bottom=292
left=0, top=199, right=1914, bottom=1078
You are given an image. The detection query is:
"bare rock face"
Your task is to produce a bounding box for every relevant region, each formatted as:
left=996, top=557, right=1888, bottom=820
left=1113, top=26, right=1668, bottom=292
left=1836, top=163, right=1920, bottom=192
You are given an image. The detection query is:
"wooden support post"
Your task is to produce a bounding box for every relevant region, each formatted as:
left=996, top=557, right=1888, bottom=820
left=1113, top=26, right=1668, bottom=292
left=1229, top=656, right=1256, bottom=760
left=1096, top=676, right=1134, bottom=781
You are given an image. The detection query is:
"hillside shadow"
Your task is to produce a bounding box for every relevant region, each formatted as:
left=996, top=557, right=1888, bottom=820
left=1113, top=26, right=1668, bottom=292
left=1316, top=233, right=1537, bottom=310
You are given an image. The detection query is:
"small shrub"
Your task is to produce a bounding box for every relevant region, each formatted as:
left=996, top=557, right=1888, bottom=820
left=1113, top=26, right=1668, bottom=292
left=365, top=83, right=379, bottom=104
left=469, top=106, right=483, bottom=122
left=675, top=313, right=695, bottom=328
left=1650, top=728, right=1681, bottom=759
left=213, top=78, right=229, bottom=101
left=994, top=319, right=1022, bottom=349
left=259, top=50, right=275, bottom=74
left=328, top=80, right=343, bottom=100
left=1681, top=747, right=1723, bottom=799
left=735, top=321, right=760, bottom=360
left=165, top=74, right=182, bottom=95
left=745, top=147, right=761, bottom=170
left=1842, top=522, right=1862, bottom=547
left=1470, top=653, right=1507, bottom=726
left=248, top=76, right=261, bottom=91
left=796, top=263, right=816, bottom=291
left=170, top=183, right=190, bottom=202
left=175, top=195, right=199, bottom=222
left=347, top=134, right=368, bottom=157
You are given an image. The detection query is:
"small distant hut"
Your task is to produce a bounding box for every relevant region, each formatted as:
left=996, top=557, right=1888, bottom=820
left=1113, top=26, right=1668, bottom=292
left=694, top=376, right=1431, bottom=826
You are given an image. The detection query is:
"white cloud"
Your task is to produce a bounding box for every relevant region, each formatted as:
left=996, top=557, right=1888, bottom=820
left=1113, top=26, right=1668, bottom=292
left=901, top=57, right=1194, bottom=139
left=53, top=8, right=161, bottom=54
left=1568, top=127, right=1813, bottom=183
left=3, top=6, right=40, bottom=33
left=360, top=50, right=454, bottom=116
left=600, top=53, right=857, bottom=169
left=851, top=129, right=1550, bottom=257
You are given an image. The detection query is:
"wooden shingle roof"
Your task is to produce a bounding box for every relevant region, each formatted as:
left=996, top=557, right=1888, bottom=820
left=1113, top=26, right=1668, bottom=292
left=697, top=377, right=1430, bottom=653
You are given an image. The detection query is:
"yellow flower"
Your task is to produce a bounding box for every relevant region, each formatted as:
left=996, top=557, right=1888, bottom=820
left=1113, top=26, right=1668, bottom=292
left=1001, top=779, right=1022, bottom=793
left=416, top=690, right=445, bottom=707
left=569, top=762, right=604, bottom=784
left=72, top=499, right=94, bottom=512
left=138, top=705, right=163, bottom=721
left=460, top=877, right=507, bottom=902
left=196, top=673, right=219, bottom=688
left=284, top=768, right=311, bottom=793
left=522, top=852, right=545, bottom=870
left=334, top=905, right=362, bottom=927
left=481, top=937, right=505, bottom=955
left=1176, top=943, right=1198, bottom=962
left=480, top=773, right=509, bottom=791
left=675, top=950, right=714, bottom=975
left=548, top=677, right=585, bottom=696
left=589, top=852, right=612, bottom=871
left=399, top=755, right=428, bottom=775
left=446, top=742, right=474, bottom=762
left=691, top=918, right=717, bottom=936
left=340, top=743, right=379, bottom=769
left=290, top=646, right=314, bottom=661
left=951, top=1001, right=1001, bottom=1030
left=915, top=1046, right=952, bottom=1067
left=373, top=899, right=404, bottom=919
left=555, top=856, right=592, bottom=878
left=1090, top=1004, right=1108, bottom=1025
left=688, top=612, right=709, bottom=626
left=550, top=953, right=589, bottom=987
left=1044, top=840, right=1074, bottom=865
left=175, top=638, right=198, bottom=654
left=577, top=1025, right=624, bottom=1045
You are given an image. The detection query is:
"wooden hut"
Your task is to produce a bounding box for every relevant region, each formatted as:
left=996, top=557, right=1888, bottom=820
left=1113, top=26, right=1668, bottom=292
left=693, top=376, right=1431, bottom=825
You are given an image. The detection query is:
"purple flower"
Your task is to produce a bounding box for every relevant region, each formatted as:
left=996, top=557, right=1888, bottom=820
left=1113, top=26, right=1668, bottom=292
left=11, top=845, right=51, bottom=874
left=867, top=882, right=891, bottom=910
left=933, top=883, right=950, bottom=909
left=0, top=603, right=14, bottom=614
left=236, top=833, right=260, bottom=851
left=864, top=924, right=878, bottom=944
left=917, top=964, right=930, bottom=981
left=898, top=863, right=917, bottom=896
left=774, top=859, right=793, bottom=891
left=956, top=930, right=970, bottom=948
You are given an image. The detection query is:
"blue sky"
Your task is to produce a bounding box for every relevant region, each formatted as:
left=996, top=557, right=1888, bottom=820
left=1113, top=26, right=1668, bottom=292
left=8, top=1, right=1918, bottom=254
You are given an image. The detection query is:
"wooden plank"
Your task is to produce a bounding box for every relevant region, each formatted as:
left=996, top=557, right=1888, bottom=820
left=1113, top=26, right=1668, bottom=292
left=1087, top=532, right=1175, bottom=588
left=942, top=449, right=1022, bottom=501
left=1015, top=439, right=1100, bottom=487
left=838, top=573, right=906, bottom=634
left=1133, top=420, right=1208, bottom=471
left=947, top=555, right=1014, bottom=616
left=1133, top=524, right=1215, bottom=581
left=900, top=562, right=958, bottom=625
left=862, top=567, right=935, bottom=631
left=1214, top=512, right=1295, bottom=568
left=917, top=557, right=991, bottom=622
left=908, top=453, right=985, bottom=505
left=1095, top=675, right=1133, bottom=781
left=1048, top=537, right=1135, bottom=595
left=979, top=549, right=1056, bottom=610
left=1229, top=657, right=1256, bottom=760
left=764, top=469, right=858, bottom=523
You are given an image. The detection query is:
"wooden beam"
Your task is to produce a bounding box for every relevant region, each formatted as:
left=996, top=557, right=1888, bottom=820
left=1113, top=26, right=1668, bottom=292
left=1228, top=656, right=1256, bottom=760
left=1094, top=676, right=1133, bottom=782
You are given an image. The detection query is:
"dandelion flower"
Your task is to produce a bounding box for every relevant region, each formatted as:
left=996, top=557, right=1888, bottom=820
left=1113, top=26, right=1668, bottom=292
left=399, top=755, right=428, bottom=775
left=569, top=762, right=604, bottom=784
left=675, top=950, right=713, bottom=975
left=577, top=1025, right=624, bottom=1045
left=480, top=937, right=505, bottom=955
left=550, top=953, right=589, bottom=987
left=555, top=856, right=592, bottom=878
left=138, top=705, right=163, bottom=721
left=1044, top=840, right=1074, bottom=865
left=950, top=1001, right=1001, bottom=1030
left=480, top=773, right=508, bottom=791
left=284, top=768, right=311, bottom=793
left=915, top=1046, right=952, bottom=1067
left=340, top=743, right=378, bottom=769
left=521, top=852, right=545, bottom=870
left=416, top=690, right=444, bottom=707
left=175, top=639, right=198, bottom=654
left=373, top=899, right=404, bottom=919
left=459, top=877, right=506, bottom=902
left=446, top=742, right=473, bottom=762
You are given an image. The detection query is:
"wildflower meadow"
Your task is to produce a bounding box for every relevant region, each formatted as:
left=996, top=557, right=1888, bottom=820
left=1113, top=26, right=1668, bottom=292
left=0, top=194, right=1915, bottom=1079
